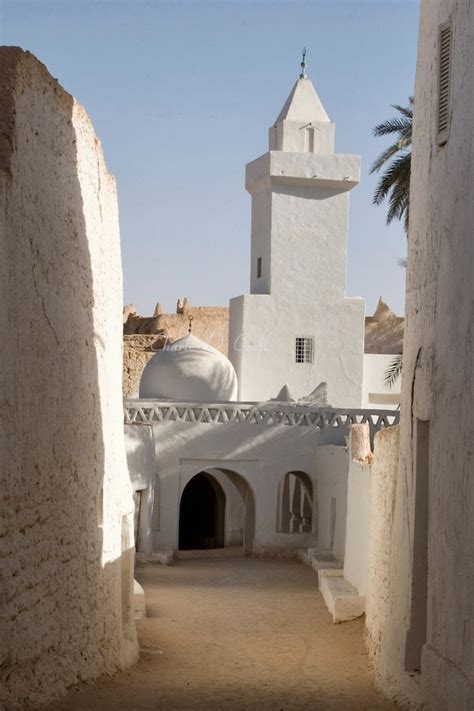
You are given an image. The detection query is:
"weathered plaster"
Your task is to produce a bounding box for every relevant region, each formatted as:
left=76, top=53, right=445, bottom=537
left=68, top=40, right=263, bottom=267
left=365, top=3, right=474, bottom=708
left=0, top=48, right=137, bottom=709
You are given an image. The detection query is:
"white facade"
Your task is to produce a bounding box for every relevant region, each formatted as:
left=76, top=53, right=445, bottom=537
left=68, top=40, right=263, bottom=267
left=361, top=354, right=400, bottom=409
left=364, top=2, right=474, bottom=708
left=124, top=400, right=399, bottom=559
left=229, top=73, right=365, bottom=406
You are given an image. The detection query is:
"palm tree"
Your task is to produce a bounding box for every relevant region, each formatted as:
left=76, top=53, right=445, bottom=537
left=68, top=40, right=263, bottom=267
left=371, top=100, right=413, bottom=389
left=370, top=98, right=413, bottom=232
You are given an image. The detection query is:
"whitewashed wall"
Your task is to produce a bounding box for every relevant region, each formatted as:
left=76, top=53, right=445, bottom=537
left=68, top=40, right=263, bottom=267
left=362, top=354, right=401, bottom=410
left=365, top=2, right=474, bottom=708
left=0, top=49, right=137, bottom=710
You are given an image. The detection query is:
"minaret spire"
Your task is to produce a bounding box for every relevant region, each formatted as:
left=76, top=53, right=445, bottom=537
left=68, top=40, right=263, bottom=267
left=299, top=47, right=307, bottom=79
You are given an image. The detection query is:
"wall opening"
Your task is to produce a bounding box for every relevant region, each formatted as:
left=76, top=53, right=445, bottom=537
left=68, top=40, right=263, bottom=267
left=295, top=336, right=314, bottom=364
left=437, top=19, right=452, bottom=145
left=133, top=490, right=142, bottom=551
left=277, top=471, right=313, bottom=533
left=405, top=418, right=430, bottom=672
left=305, top=126, right=315, bottom=152
left=179, top=472, right=225, bottom=550
left=257, top=256, right=262, bottom=278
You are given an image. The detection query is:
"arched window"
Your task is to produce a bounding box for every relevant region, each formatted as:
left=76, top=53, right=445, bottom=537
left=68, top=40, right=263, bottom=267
left=277, top=471, right=313, bottom=533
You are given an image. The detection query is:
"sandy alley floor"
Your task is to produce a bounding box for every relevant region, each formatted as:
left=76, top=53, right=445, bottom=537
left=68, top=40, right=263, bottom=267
left=44, top=554, right=395, bottom=710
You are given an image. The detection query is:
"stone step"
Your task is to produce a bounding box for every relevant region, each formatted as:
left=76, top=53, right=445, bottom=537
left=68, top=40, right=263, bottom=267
left=318, top=569, right=365, bottom=623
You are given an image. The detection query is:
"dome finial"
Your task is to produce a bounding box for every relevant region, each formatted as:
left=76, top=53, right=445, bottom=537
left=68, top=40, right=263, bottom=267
left=299, top=46, right=307, bottom=79
left=188, top=314, right=194, bottom=333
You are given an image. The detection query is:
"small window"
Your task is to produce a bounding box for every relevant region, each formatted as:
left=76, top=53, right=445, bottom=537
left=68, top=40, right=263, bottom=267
left=295, top=336, right=313, bottom=364
left=438, top=20, right=452, bottom=145
left=257, top=257, right=262, bottom=279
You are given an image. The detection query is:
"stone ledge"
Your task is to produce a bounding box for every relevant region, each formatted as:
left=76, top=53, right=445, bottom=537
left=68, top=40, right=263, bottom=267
left=135, top=548, right=174, bottom=565
left=296, top=548, right=343, bottom=573
left=318, top=569, right=365, bottom=623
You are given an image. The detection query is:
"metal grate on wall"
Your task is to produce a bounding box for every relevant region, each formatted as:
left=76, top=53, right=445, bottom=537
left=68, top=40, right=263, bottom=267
left=295, top=336, right=313, bottom=364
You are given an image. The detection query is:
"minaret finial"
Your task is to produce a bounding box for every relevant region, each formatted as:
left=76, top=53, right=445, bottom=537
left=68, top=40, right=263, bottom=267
left=299, top=47, right=307, bottom=79
left=188, top=314, right=194, bottom=334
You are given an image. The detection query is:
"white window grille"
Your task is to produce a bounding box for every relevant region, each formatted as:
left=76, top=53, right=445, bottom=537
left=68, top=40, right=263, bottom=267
left=438, top=20, right=452, bottom=145
left=295, top=337, right=313, bottom=364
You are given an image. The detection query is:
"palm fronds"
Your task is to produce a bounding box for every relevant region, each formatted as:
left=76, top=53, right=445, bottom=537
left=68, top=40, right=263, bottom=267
left=370, top=99, right=413, bottom=232
left=384, top=354, right=403, bottom=388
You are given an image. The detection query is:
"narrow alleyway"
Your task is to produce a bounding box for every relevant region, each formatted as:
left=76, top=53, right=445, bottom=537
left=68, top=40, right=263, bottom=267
left=45, top=553, right=394, bottom=710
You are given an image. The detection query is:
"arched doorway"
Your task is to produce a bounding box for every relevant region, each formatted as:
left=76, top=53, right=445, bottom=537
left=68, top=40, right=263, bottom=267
left=179, top=472, right=225, bottom=550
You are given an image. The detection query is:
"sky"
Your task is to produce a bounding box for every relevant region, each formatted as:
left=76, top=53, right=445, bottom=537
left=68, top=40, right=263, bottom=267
left=0, top=0, right=419, bottom=316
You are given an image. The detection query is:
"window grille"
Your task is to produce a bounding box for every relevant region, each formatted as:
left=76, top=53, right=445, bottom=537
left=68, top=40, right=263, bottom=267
left=257, top=257, right=262, bottom=278
left=295, top=337, right=313, bottom=364
left=438, top=20, right=452, bottom=144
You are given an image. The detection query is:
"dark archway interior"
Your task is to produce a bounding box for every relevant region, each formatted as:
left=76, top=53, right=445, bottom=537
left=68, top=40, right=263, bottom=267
left=179, top=473, right=225, bottom=550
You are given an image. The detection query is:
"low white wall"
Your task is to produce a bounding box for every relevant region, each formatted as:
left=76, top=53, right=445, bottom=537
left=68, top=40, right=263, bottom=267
left=314, top=445, right=349, bottom=560
left=365, top=425, right=400, bottom=670
left=124, top=425, right=156, bottom=553
left=343, top=458, right=371, bottom=595
left=362, top=354, right=401, bottom=410
left=125, top=425, right=156, bottom=492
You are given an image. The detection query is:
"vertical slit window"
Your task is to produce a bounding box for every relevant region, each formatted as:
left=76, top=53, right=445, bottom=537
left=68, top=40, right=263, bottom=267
left=438, top=20, right=452, bottom=144
left=257, top=257, right=262, bottom=279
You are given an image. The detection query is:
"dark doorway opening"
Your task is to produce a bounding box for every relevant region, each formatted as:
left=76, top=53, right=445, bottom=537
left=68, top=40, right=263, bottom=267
left=179, top=472, right=225, bottom=550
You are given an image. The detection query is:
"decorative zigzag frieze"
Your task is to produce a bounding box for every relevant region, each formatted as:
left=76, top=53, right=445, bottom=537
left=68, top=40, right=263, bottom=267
left=123, top=400, right=400, bottom=435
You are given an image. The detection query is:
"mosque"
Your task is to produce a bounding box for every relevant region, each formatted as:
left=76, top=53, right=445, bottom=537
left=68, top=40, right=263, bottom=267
left=124, top=59, right=399, bottom=560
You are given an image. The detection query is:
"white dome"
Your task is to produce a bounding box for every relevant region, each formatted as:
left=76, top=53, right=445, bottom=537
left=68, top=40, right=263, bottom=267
left=139, top=334, right=238, bottom=402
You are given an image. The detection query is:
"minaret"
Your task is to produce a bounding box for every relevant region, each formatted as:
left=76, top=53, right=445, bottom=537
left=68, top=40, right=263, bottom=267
left=229, top=54, right=365, bottom=406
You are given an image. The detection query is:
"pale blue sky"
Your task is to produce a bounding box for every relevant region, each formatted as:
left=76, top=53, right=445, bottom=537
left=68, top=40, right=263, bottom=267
left=0, top=0, right=419, bottom=316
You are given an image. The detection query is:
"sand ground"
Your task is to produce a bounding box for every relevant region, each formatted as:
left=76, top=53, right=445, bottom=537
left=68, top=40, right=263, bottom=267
left=44, top=552, right=395, bottom=710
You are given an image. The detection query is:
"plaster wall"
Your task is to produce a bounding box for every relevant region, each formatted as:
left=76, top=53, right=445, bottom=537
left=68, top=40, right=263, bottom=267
left=365, top=3, right=474, bottom=708
left=150, top=420, right=321, bottom=554
left=365, top=425, right=400, bottom=679
left=250, top=188, right=272, bottom=294
left=343, top=458, right=370, bottom=595
left=124, top=425, right=155, bottom=553
left=230, top=293, right=364, bottom=405
left=0, top=49, right=137, bottom=710
left=362, top=354, right=400, bottom=409
left=314, top=445, right=349, bottom=561
left=205, top=468, right=245, bottom=546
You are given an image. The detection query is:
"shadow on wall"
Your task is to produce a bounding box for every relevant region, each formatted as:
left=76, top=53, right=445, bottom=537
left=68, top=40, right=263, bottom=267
left=0, top=49, right=134, bottom=710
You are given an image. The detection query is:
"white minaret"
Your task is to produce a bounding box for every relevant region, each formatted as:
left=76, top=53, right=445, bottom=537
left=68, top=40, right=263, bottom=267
left=229, top=55, right=365, bottom=406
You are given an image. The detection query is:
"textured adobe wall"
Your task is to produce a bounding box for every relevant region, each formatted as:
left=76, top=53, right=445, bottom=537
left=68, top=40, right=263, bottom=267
left=365, top=425, right=400, bottom=664
left=0, top=48, right=137, bottom=709
left=123, top=304, right=229, bottom=397
left=123, top=334, right=164, bottom=397
left=366, top=2, right=474, bottom=708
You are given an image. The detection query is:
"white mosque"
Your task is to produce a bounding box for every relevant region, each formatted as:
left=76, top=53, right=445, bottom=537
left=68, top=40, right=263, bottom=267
left=124, top=60, right=399, bottom=562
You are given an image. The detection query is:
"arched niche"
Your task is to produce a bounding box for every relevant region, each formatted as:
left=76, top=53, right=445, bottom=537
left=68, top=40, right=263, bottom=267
left=277, top=471, right=313, bottom=534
